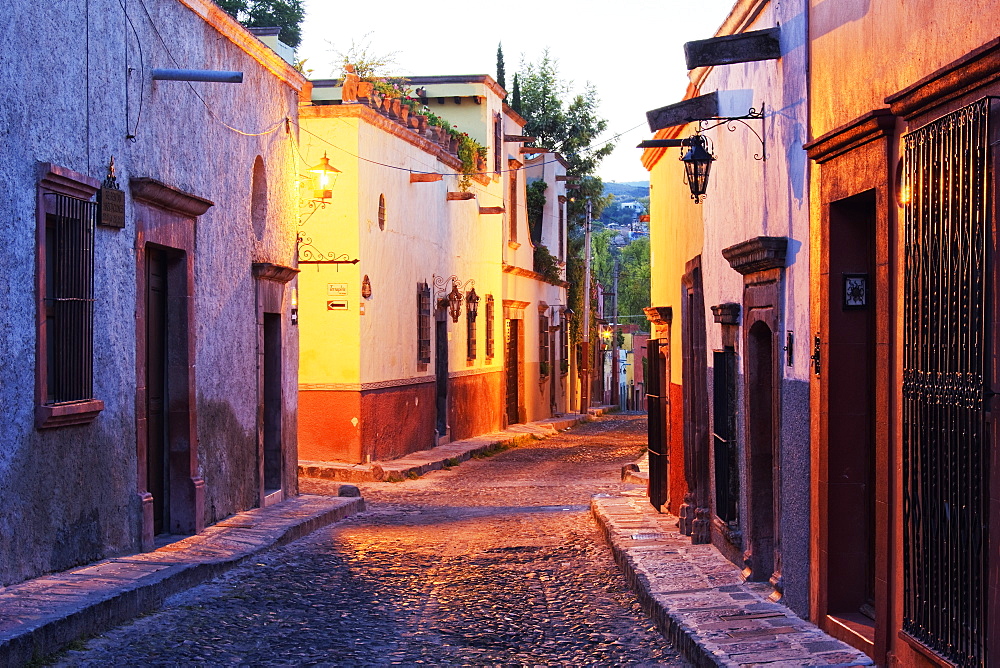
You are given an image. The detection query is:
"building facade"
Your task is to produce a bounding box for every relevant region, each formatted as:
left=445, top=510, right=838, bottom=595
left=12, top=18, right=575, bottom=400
left=805, top=3, right=1000, bottom=665
left=642, top=0, right=811, bottom=617
left=0, top=0, right=304, bottom=585
left=297, top=75, right=571, bottom=465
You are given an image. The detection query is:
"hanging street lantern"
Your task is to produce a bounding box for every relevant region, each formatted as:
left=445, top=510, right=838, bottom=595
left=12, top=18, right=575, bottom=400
left=680, top=134, right=715, bottom=204
left=309, top=152, right=341, bottom=201
left=447, top=280, right=463, bottom=322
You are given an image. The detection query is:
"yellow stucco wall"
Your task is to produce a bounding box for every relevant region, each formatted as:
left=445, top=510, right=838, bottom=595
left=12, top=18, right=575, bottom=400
left=646, top=127, right=704, bottom=383
left=298, top=113, right=362, bottom=385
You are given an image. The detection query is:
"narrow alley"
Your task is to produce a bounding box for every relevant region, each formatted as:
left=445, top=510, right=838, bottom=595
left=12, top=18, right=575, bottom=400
left=51, top=414, right=688, bottom=667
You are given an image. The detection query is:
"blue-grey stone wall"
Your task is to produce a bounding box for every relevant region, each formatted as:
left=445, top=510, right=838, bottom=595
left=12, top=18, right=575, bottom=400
left=0, top=0, right=303, bottom=585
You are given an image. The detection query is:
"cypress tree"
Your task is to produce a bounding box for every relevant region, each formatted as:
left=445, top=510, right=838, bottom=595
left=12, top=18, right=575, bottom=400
left=511, top=74, right=522, bottom=114
left=496, top=43, right=506, bottom=91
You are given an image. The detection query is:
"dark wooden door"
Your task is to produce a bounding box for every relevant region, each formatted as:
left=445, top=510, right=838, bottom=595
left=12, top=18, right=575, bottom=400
left=435, top=320, right=448, bottom=437
left=262, top=313, right=282, bottom=493
left=506, top=319, right=519, bottom=424
left=746, top=320, right=775, bottom=581
left=146, top=248, right=168, bottom=535
left=646, top=338, right=668, bottom=509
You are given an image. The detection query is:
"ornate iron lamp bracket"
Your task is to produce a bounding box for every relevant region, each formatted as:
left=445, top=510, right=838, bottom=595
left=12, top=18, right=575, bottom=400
left=296, top=232, right=359, bottom=266
left=433, top=274, right=476, bottom=323
left=688, top=104, right=766, bottom=161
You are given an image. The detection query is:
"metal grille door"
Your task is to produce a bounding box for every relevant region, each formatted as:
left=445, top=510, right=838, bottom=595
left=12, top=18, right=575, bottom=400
left=902, top=97, right=992, bottom=667
left=647, top=338, right=667, bottom=509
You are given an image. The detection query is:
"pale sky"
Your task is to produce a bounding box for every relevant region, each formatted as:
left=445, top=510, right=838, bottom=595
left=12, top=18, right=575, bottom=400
left=297, top=1, right=736, bottom=184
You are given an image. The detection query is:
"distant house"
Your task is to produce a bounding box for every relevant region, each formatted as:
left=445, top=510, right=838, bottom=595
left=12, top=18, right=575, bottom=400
left=0, top=0, right=305, bottom=585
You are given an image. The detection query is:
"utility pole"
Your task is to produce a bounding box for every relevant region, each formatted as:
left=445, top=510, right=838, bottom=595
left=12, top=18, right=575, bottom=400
left=611, top=260, right=620, bottom=408
left=580, top=199, right=592, bottom=415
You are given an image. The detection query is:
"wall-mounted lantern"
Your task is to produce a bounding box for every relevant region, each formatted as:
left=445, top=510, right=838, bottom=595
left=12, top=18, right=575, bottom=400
left=466, top=288, right=480, bottom=320
left=447, top=281, right=464, bottom=322
left=309, top=152, right=341, bottom=201
left=291, top=286, right=299, bottom=326
left=680, top=134, right=715, bottom=204
left=433, top=274, right=475, bottom=323
left=361, top=275, right=372, bottom=299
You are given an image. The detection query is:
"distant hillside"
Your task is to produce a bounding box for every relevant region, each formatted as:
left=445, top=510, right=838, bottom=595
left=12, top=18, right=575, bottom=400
left=604, top=181, right=649, bottom=200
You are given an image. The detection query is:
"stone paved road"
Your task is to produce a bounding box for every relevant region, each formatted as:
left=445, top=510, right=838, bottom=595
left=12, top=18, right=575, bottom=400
left=53, top=413, right=688, bottom=667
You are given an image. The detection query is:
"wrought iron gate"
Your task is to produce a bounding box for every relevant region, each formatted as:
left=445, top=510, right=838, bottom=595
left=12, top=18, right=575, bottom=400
left=713, top=349, right=738, bottom=524
left=647, top=338, right=667, bottom=509
left=902, top=97, right=992, bottom=667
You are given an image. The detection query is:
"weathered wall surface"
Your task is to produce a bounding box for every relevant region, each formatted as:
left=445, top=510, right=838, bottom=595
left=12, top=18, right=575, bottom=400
left=361, top=383, right=437, bottom=461
left=298, top=390, right=363, bottom=463
left=448, top=371, right=504, bottom=441
left=810, top=0, right=1000, bottom=137
left=0, top=0, right=303, bottom=585
left=644, top=0, right=811, bottom=618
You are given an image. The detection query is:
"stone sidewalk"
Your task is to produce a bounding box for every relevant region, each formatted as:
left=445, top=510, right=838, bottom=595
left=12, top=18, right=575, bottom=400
left=0, top=494, right=364, bottom=667
left=299, top=409, right=612, bottom=482
left=592, top=491, right=874, bottom=667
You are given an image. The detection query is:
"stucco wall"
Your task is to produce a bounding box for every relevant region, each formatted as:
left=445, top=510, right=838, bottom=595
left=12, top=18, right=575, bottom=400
left=0, top=0, right=302, bottom=585
left=644, top=0, right=811, bottom=618
left=298, top=79, right=520, bottom=458
left=809, top=0, right=1000, bottom=137
left=449, top=371, right=505, bottom=441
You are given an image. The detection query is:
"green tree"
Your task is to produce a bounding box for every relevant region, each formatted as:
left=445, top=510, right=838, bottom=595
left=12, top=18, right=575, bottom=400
left=526, top=179, right=547, bottom=244
left=496, top=43, right=506, bottom=91
left=511, top=74, right=522, bottom=115
left=517, top=50, right=614, bottom=177
left=618, top=236, right=651, bottom=332
left=217, top=0, right=305, bottom=48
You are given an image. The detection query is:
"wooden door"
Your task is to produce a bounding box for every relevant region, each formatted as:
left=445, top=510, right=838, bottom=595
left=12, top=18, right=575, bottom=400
left=506, top=319, right=519, bottom=424
left=146, top=248, right=168, bottom=535
left=435, top=320, right=448, bottom=437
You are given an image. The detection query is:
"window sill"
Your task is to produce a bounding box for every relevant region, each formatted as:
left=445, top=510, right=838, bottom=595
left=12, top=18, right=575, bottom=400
left=36, top=399, right=105, bottom=429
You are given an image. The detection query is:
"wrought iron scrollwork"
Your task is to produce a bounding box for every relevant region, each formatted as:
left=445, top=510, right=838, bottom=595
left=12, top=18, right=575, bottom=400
left=690, top=104, right=766, bottom=161
left=296, top=233, right=359, bottom=265
left=901, top=97, right=990, bottom=667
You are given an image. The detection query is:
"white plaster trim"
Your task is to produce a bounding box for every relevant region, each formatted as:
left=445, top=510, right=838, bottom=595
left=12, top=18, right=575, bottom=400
left=448, top=367, right=503, bottom=379
left=299, top=376, right=436, bottom=392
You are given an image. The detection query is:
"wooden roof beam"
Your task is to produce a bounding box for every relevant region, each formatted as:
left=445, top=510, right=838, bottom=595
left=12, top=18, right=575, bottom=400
left=410, top=173, right=442, bottom=183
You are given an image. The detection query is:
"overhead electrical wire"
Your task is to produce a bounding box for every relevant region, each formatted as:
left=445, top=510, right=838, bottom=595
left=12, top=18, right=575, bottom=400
left=126, top=0, right=640, bottom=180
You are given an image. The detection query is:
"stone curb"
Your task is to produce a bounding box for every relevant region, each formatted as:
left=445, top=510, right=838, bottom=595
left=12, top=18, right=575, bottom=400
left=0, top=494, right=365, bottom=667
left=591, top=494, right=874, bottom=668
left=299, top=412, right=596, bottom=483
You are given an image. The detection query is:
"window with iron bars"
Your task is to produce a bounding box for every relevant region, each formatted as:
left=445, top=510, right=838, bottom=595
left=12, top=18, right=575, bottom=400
left=466, top=293, right=477, bottom=361
left=417, top=282, right=431, bottom=364
left=494, top=113, right=503, bottom=175
left=485, top=295, right=495, bottom=359
left=44, top=193, right=97, bottom=405
left=561, top=320, right=570, bottom=375
left=539, top=315, right=550, bottom=376
left=508, top=167, right=518, bottom=243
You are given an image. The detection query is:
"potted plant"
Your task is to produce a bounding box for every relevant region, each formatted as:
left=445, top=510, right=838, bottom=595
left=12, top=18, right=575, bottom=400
left=539, top=361, right=551, bottom=377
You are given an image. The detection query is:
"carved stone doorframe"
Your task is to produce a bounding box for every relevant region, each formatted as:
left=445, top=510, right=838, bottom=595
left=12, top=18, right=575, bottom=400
left=680, top=256, right=711, bottom=544
left=722, top=236, right=787, bottom=593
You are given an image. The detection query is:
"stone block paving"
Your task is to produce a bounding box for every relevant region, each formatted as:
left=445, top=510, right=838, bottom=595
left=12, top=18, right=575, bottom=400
left=299, top=412, right=594, bottom=482
left=47, top=412, right=689, bottom=667
left=0, top=495, right=364, bottom=667
left=592, top=493, right=875, bottom=667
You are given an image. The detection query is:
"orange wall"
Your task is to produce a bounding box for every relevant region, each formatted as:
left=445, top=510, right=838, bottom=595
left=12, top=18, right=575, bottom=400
left=810, top=0, right=1000, bottom=137
left=298, top=390, right=362, bottom=463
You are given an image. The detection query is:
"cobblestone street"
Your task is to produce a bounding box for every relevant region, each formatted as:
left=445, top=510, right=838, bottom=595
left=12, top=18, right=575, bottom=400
left=52, top=414, right=688, bottom=667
